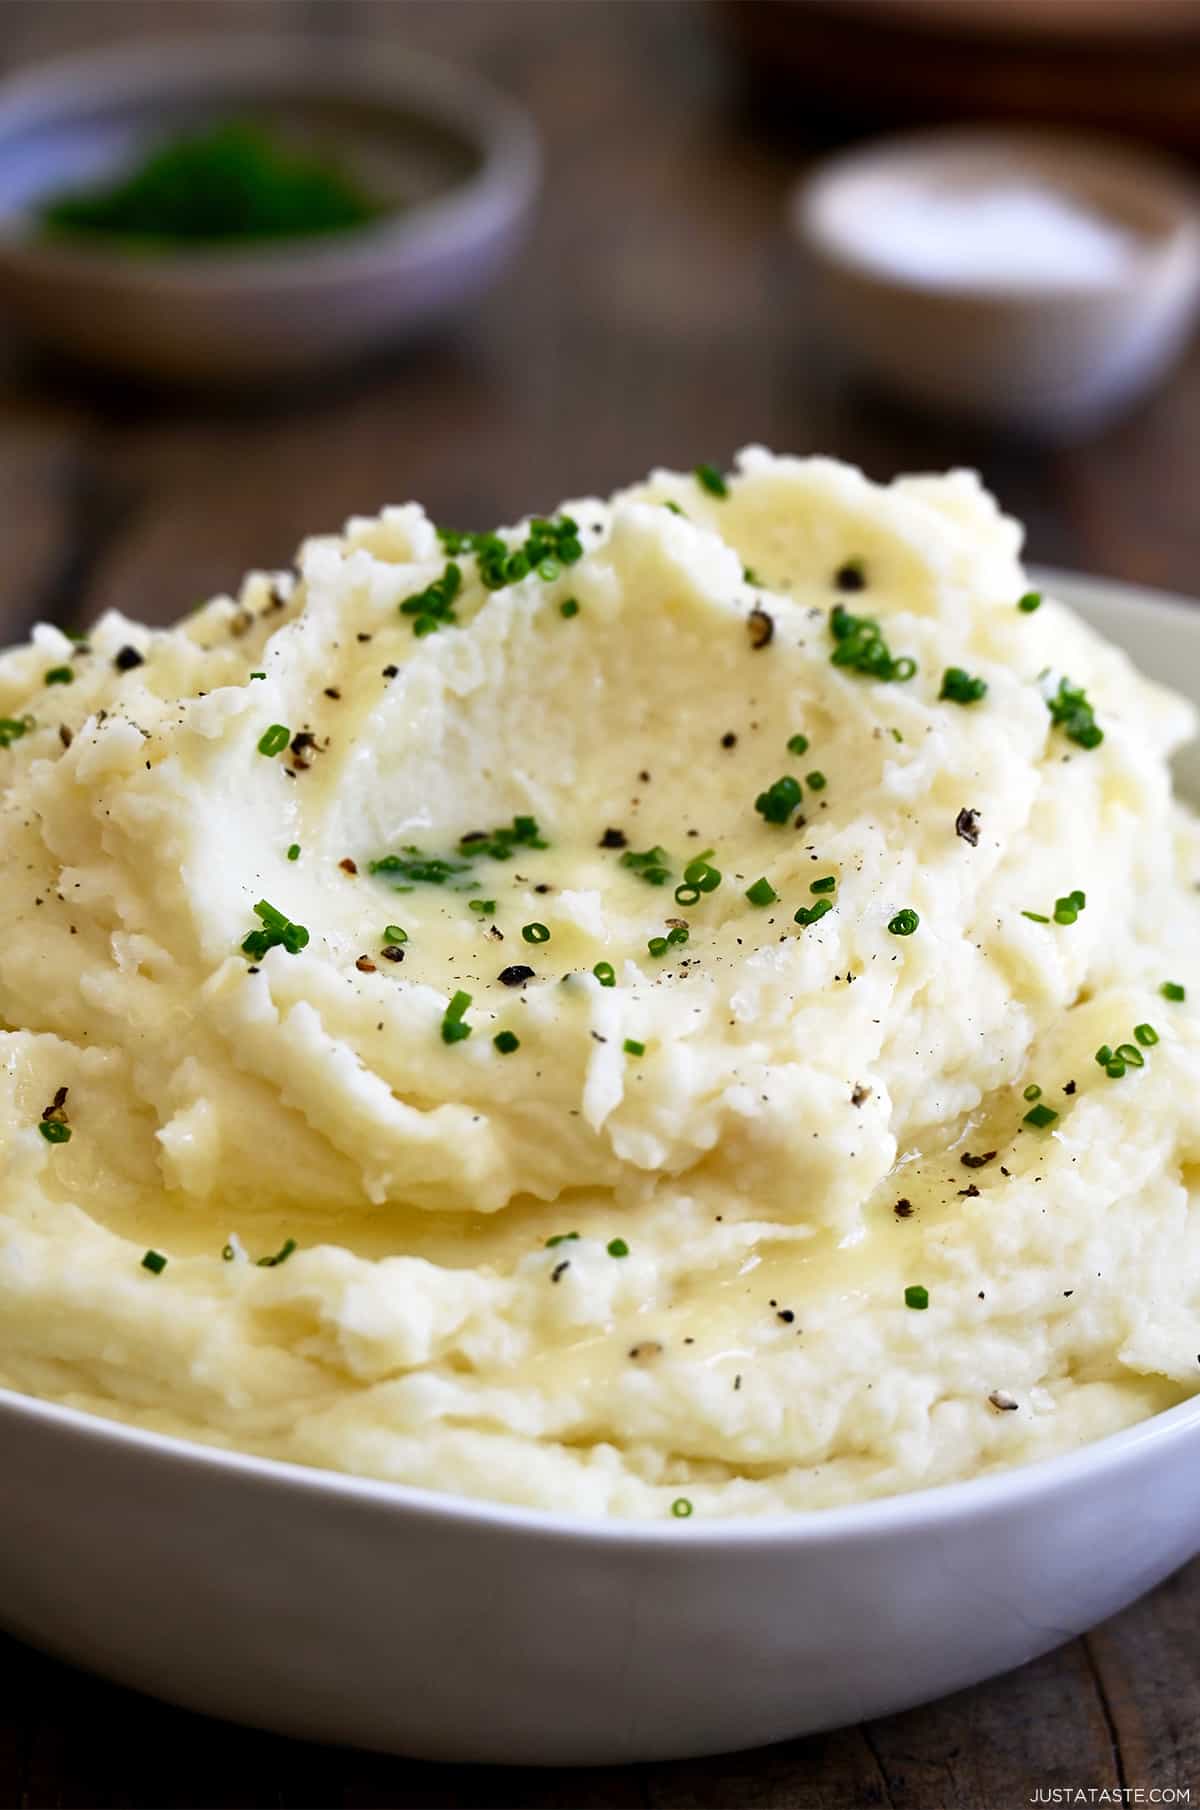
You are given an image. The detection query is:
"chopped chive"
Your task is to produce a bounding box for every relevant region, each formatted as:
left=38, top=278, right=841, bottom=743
left=1162, top=981, right=1186, bottom=1002
left=441, top=989, right=473, bottom=1044
left=671, top=1497, right=694, bottom=1518
left=694, top=462, right=728, bottom=498
left=559, top=597, right=580, bottom=618
left=755, top=775, right=802, bottom=824
left=1134, top=1023, right=1158, bottom=1046
left=256, top=1237, right=297, bottom=1268
left=624, top=1038, right=645, bottom=1057
left=38, top=1119, right=71, bottom=1144
left=621, top=845, right=673, bottom=885
left=1114, top=1042, right=1145, bottom=1068
left=1018, top=591, right=1042, bottom=613
left=787, top=733, right=809, bottom=756
left=810, top=875, right=836, bottom=894
left=44, top=666, right=73, bottom=686
left=1026, top=1096, right=1063, bottom=1121
left=383, top=924, right=408, bottom=944
left=904, top=1284, right=929, bottom=1310
left=593, top=960, right=616, bottom=987
left=829, top=603, right=915, bottom=683
left=674, top=884, right=701, bottom=906
left=887, top=908, right=919, bottom=936
left=249, top=670, right=266, bottom=679
left=806, top=771, right=827, bottom=791
left=286, top=843, right=300, bottom=861
left=522, top=921, right=551, bottom=944
left=546, top=1232, right=579, bottom=1248
left=1023, top=1083, right=1042, bottom=1101
left=1022, top=910, right=1050, bottom=924
left=683, top=854, right=721, bottom=891
left=257, top=723, right=290, bottom=758
left=141, top=1249, right=167, bottom=1274
left=1046, top=676, right=1103, bottom=750
left=607, top=1238, right=629, bottom=1258
left=493, top=1030, right=520, bottom=1054
left=647, top=936, right=668, bottom=957
left=241, top=899, right=309, bottom=960
left=469, top=898, right=496, bottom=915
left=663, top=500, right=685, bottom=517
left=794, top=898, right=833, bottom=928
left=940, top=666, right=988, bottom=705
left=745, top=877, right=777, bottom=906
left=0, top=715, right=35, bottom=748
left=1105, top=1059, right=1127, bottom=1079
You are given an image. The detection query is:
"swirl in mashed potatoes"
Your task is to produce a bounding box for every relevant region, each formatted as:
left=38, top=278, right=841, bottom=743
left=1, top=448, right=1198, bottom=1517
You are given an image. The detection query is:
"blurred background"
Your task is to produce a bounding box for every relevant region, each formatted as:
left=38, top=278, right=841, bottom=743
left=3, top=0, right=1200, bottom=644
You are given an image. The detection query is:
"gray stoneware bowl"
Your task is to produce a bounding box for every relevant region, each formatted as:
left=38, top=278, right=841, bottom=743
left=0, top=35, right=539, bottom=383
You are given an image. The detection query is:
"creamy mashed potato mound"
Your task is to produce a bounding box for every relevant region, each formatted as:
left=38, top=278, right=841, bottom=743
left=2, top=449, right=1199, bottom=1517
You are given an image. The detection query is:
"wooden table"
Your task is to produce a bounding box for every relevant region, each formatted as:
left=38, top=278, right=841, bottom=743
left=0, top=3, right=1197, bottom=1804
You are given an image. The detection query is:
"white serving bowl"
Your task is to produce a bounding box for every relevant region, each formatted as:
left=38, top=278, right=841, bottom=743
left=0, top=36, right=539, bottom=383
left=793, top=129, right=1200, bottom=436
left=2, top=569, right=1198, bottom=1767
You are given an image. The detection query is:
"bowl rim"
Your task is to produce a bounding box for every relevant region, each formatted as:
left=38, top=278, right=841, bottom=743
left=5, top=1381, right=1199, bottom=1550
left=794, top=123, right=1200, bottom=302
left=0, top=32, right=540, bottom=289
left=4, top=562, right=1199, bottom=1551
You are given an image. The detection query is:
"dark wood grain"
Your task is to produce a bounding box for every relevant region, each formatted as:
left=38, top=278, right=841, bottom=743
left=0, top=2, right=1198, bottom=1805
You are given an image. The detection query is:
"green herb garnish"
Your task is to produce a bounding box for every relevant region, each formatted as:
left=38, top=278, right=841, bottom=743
left=621, top=845, right=673, bottom=885
left=369, top=850, right=471, bottom=889
left=0, top=715, right=34, bottom=748
left=522, top=922, right=550, bottom=944
left=593, top=961, right=616, bottom=986
left=607, top=1238, right=630, bottom=1258
left=940, top=666, right=987, bottom=705
left=399, top=559, right=462, bottom=638
left=141, top=1249, right=167, bottom=1274
left=1018, top=591, right=1042, bottom=613
left=38, top=1120, right=71, bottom=1145
left=241, top=899, right=309, bottom=960
left=40, top=121, right=381, bottom=248
left=794, top=899, right=833, bottom=928
left=1134, top=1023, right=1158, bottom=1046
left=671, top=1497, right=694, bottom=1518
left=904, top=1284, right=929, bottom=1310
left=286, top=843, right=300, bottom=862
left=1046, top=676, right=1103, bottom=749
left=545, top=1232, right=579, bottom=1248
left=745, top=877, right=777, bottom=906
left=787, top=733, right=809, bottom=756
left=1161, top=981, right=1186, bottom=1002
left=458, top=816, right=548, bottom=862
left=694, top=463, right=728, bottom=498
left=493, top=1030, right=520, bottom=1054
left=755, top=775, right=802, bottom=825
left=810, top=875, right=836, bottom=894
left=623, top=1038, right=645, bottom=1057
left=887, top=908, right=919, bottom=936
left=257, top=723, right=290, bottom=758
left=560, top=598, right=580, bottom=618
left=1024, top=1103, right=1058, bottom=1128
left=829, top=604, right=916, bottom=683
left=256, top=1237, right=297, bottom=1268
left=44, top=666, right=73, bottom=686
left=441, top=990, right=473, bottom=1044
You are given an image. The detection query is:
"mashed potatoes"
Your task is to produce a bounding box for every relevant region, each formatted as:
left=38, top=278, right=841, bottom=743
left=1, top=448, right=1198, bottom=1518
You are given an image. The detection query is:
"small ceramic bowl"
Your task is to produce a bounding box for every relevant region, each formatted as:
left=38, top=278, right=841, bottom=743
left=0, top=36, right=539, bottom=384
left=792, top=128, right=1200, bottom=436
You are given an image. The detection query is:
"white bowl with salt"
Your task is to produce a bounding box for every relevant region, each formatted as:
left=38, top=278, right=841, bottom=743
left=793, top=128, right=1200, bottom=435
